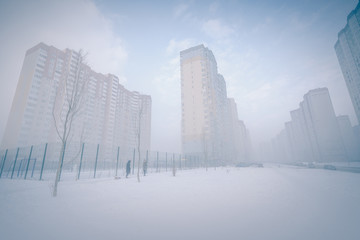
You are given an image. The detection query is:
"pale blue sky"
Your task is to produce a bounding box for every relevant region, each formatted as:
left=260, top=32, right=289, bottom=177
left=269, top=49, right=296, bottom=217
left=0, top=0, right=357, bottom=152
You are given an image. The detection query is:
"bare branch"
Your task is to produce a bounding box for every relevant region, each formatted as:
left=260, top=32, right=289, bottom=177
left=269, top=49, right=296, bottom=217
left=53, top=49, right=89, bottom=197
left=52, top=77, right=63, bottom=141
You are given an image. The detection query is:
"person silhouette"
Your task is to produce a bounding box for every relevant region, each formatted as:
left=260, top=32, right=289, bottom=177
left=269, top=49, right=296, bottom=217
left=126, top=160, right=131, bottom=178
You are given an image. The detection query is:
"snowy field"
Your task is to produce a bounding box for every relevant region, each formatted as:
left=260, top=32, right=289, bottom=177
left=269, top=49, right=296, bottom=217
left=1, top=165, right=360, bottom=240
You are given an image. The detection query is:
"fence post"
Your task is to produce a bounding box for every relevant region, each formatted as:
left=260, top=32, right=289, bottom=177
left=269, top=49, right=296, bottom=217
left=172, top=153, right=176, bottom=177
left=165, top=152, right=167, bottom=172
left=39, top=143, right=48, bottom=181
left=77, top=143, right=85, bottom=180
left=132, top=148, right=135, bottom=175
left=17, top=159, right=23, bottom=177
left=94, top=144, right=99, bottom=178
left=189, top=156, right=191, bottom=169
left=184, top=155, right=186, bottom=170
left=31, top=158, right=36, bottom=178
left=31, top=158, right=37, bottom=178
left=0, top=149, right=8, bottom=178
left=156, top=151, right=159, bottom=173
left=115, top=146, right=120, bottom=177
left=179, top=154, right=182, bottom=170
left=24, top=145, right=33, bottom=179
left=11, top=148, right=20, bottom=179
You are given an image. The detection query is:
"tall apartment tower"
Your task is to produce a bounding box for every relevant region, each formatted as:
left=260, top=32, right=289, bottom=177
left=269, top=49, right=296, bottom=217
left=2, top=43, right=151, bottom=158
left=226, top=98, right=251, bottom=162
left=180, top=44, right=249, bottom=163
left=273, top=88, right=349, bottom=162
left=301, top=88, right=346, bottom=162
left=335, top=2, right=360, bottom=124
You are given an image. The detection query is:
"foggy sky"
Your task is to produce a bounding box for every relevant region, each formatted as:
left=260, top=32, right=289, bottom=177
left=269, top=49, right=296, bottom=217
left=0, top=0, right=357, bottom=152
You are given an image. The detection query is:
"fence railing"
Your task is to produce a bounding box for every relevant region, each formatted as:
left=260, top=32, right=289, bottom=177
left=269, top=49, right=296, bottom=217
left=0, top=142, right=203, bottom=181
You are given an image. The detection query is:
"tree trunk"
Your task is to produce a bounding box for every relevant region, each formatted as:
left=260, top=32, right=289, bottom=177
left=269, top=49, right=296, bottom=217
left=137, top=149, right=141, bottom=182
left=53, top=142, right=65, bottom=197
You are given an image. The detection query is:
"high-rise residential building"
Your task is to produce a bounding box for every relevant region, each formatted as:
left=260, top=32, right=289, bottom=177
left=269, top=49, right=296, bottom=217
left=337, top=115, right=360, bottom=161
left=335, top=2, right=360, bottom=125
left=180, top=44, right=249, bottom=164
left=1, top=43, right=151, bottom=158
left=301, top=88, right=346, bottom=162
left=287, top=108, right=314, bottom=162
left=226, top=98, right=251, bottom=162
left=272, top=128, right=292, bottom=163
left=272, top=88, right=352, bottom=162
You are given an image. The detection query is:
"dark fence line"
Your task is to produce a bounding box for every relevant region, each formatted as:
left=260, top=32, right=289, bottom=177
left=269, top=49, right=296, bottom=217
left=0, top=142, right=204, bottom=181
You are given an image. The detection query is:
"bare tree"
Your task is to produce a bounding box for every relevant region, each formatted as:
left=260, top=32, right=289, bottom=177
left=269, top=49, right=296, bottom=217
left=135, top=98, right=145, bottom=183
left=52, top=50, right=88, bottom=197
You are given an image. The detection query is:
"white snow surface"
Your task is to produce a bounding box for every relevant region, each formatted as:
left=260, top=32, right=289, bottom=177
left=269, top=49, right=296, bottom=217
left=1, top=165, right=360, bottom=240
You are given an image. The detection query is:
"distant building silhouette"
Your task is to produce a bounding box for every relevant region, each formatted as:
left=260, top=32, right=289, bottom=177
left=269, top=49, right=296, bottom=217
left=271, top=88, right=359, bottom=162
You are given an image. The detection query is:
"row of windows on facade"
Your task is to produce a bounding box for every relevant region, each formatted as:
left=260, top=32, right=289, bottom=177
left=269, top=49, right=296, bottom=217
left=34, top=50, right=150, bottom=110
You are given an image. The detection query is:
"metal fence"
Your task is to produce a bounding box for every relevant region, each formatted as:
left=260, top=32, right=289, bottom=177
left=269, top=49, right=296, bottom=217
left=0, top=142, right=202, bottom=181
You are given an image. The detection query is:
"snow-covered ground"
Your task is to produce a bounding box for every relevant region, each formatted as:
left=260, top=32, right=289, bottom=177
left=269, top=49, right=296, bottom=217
left=1, top=165, right=360, bottom=240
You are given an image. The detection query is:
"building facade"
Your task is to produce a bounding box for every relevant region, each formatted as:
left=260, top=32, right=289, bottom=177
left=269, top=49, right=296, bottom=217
left=180, top=44, right=250, bottom=164
left=226, top=98, right=251, bottom=163
left=301, top=88, right=346, bottom=162
left=271, top=88, right=359, bottom=162
left=335, top=1, right=360, bottom=125
left=2, top=43, right=151, bottom=159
